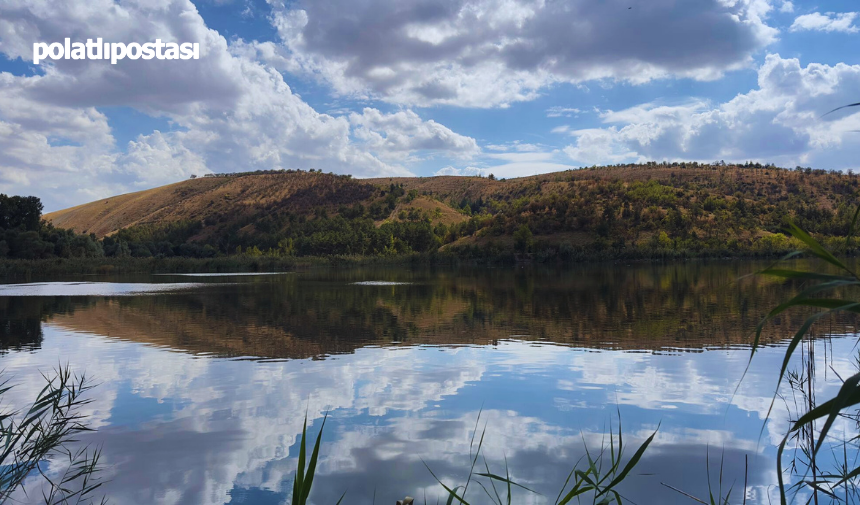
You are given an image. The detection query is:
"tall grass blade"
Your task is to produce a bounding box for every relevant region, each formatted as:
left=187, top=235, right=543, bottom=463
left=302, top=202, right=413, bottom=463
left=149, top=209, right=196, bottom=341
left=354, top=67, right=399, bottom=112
left=504, top=455, right=511, bottom=505
left=300, top=413, right=328, bottom=504
left=292, top=412, right=308, bottom=505
left=847, top=203, right=860, bottom=249
left=822, top=102, right=860, bottom=117
left=595, top=425, right=659, bottom=498
left=335, top=490, right=346, bottom=505
left=473, top=472, right=537, bottom=494
left=482, top=458, right=503, bottom=505
left=785, top=221, right=850, bottom=272
left=422, top=460, right=470, bottom=505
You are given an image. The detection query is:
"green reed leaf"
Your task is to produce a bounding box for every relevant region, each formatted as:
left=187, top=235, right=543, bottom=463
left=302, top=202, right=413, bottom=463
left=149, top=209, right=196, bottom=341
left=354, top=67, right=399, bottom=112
left=785, top=221, right=851, bottom=273
left=301, top=413, right=328, bottom=504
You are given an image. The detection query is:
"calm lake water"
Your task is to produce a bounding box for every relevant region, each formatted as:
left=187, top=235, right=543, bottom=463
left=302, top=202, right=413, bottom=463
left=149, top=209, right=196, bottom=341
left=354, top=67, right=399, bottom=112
left=0, top=263, right=857, bottom=504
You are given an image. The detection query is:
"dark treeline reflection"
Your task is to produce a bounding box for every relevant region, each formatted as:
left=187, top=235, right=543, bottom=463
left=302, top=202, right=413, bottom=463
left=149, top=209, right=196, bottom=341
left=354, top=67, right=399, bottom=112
left=3, top=261, right=856, bottom=359
left=0, top=296, right=98, bottom=353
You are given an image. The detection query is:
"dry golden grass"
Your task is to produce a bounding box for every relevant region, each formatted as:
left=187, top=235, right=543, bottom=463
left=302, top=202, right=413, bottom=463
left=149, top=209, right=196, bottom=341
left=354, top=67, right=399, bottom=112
left=378, top=196, right=469, bottom=227
left=46, top=172, right=486, bottom=237
left=45, top=164, right=845, bottom=238
left=46, top=172, right=377, bottom=237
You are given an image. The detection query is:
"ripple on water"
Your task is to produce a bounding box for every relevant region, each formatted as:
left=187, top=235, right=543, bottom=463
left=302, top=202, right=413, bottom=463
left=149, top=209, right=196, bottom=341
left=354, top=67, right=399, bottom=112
left=350, top=281, right=412, bottom=286
left=153, top=272, right=292, bottom=277
left=0, top=282, right=211, bottom=297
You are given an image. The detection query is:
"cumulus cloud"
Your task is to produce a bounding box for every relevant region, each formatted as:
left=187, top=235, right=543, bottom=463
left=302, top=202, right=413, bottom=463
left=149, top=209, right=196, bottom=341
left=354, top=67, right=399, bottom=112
left=790, top=12, right=858, bottom=33
left=349, top=108, right=479, bottom=162
left=120, top=131, right=209, bottom=186
left=563, top=129, right=643, bottom=166
left=0, top=73, right=122, bottom=202
left=436, top=139, right=585, bottom=178
left=436, top=157, right=578, bottom=180
left=261, top=0, right=779, bottom=108
left=561, top=54, right=860, bottom=169
left=0, top=0, right=243, bottom=112
left=0, top=0, right=476, bottom=209
left=434, top=165, right=488, bottom=176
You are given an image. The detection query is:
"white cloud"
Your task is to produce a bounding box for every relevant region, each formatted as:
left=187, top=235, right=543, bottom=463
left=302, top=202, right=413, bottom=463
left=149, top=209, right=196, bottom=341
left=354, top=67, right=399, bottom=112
left=486, top=150, right=556, bottom=163
left=0, top=72, right=122, bottom=202
left=349, top=108, right=480, bottom=162
left=790, top=12, right=858, bottom=33
left=563, top=129, right=643, bottom=166
left=120, top=131, right=210, bottom=186
left=260, top=0, right=779, bottom=108
left=483, top=141, right=543, bottom=153
left=561, top=54, right=860, bottom=169
left=0, top=0, right=478, bottom=209
left=439, top=140, right=582, bottom=178
left=437, top=158, right=579, bottom=180
left=546, top=107, right=582, bottom=118
left=435, top=165, right=487, bottom=177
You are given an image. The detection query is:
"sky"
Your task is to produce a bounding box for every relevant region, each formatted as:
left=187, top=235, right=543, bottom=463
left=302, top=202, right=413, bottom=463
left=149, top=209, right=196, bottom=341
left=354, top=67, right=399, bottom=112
left=0, top=0, right=859, bottom=211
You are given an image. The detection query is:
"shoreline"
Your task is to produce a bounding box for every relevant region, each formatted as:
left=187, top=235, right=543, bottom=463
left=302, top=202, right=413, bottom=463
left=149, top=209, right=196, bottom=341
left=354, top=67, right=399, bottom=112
left=0, top=247, right=840, bottom=281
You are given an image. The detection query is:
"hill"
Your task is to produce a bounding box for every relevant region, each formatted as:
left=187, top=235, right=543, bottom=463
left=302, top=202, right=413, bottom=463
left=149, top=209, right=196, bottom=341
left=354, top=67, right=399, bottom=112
left=37, top=163, right=860, bottom=262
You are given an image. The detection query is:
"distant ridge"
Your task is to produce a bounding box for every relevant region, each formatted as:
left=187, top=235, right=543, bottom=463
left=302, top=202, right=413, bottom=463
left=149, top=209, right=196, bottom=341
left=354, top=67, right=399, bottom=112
left=43, top=163, right=859, bottom=259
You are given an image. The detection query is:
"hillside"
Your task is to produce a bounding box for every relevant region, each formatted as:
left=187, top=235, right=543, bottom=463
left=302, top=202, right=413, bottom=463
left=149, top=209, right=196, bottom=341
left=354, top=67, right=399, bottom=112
left=40, top=163, right=860, bottom=261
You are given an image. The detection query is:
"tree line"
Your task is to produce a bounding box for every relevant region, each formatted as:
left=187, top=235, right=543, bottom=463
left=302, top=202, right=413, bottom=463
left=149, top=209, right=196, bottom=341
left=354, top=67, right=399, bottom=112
left=3, top=163, right=860, bottom=262
left=0, top=195, right=103, bottom=260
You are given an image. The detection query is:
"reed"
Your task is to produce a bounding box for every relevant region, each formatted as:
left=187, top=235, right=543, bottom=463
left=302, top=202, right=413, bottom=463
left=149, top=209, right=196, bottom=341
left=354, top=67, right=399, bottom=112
left=0, top=365, right=107, bottom=505
left=289, top=409, right=656, bottom=505
left=751, top=211, right=860, bottom=503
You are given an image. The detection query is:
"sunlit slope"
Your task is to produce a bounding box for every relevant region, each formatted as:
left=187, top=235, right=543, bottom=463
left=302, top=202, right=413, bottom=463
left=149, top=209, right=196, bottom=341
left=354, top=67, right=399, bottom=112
left=45, top=179, right=224, bottom=237
left=45, top=172, right=379, bottom=237
left=44, top=165, right=855, bottom=249
left=44, top=166, right=704, bottom=236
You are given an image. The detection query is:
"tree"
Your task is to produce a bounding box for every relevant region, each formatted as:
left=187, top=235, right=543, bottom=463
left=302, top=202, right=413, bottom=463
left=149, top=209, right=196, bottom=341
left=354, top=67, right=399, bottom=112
left=513, top=224, right=533, bottom=253
left=0, top=195, right=43, bottom=231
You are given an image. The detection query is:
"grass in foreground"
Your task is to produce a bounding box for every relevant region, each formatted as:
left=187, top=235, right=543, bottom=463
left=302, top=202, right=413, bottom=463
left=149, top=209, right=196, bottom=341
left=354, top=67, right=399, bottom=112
left=749, top=213, right=860, bottom=503
left=0, top=365, right=107, bottom=505
left=290, top=408, right=657, bottom=505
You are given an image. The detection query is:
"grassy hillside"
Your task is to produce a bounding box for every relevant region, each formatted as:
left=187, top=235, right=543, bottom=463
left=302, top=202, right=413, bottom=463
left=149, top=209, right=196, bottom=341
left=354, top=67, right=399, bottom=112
left=42, top=163, right=860, bottom=262
left=46, top=172, right=376, bottom=238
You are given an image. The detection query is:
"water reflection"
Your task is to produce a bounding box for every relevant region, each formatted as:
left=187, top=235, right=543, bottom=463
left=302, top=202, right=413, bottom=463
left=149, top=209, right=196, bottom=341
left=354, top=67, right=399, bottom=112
left=0, top=263, right=856, bottom=504
left=3, top=262, right=849, bottom=359
left=0, top=281, right=210, bottom=297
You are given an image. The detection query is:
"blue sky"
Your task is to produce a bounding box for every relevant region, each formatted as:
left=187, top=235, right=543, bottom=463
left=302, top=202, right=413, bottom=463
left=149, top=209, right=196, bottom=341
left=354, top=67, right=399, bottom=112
left=0, top=0, right=858, bottom=210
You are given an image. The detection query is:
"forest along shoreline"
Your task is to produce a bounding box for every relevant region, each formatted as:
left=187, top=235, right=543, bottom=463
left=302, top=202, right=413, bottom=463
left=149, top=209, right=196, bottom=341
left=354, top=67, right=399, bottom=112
left=3, top=163, right=859, bottom=278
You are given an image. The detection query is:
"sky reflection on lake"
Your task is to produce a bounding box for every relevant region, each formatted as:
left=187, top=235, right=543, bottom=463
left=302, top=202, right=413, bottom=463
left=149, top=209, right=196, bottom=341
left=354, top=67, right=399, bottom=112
left=0, top=281, right=210, bottom=297
left=0, top=264, right=856, bottom=504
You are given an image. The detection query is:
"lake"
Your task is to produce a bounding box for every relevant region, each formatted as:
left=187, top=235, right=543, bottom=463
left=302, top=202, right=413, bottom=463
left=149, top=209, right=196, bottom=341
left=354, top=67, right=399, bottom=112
left=0, top=262, right=856, bottom=504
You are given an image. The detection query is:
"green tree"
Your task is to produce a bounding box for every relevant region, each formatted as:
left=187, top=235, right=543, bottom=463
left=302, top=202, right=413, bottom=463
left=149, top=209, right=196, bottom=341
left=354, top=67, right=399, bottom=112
left=513, top=224, right=533, bottom=253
